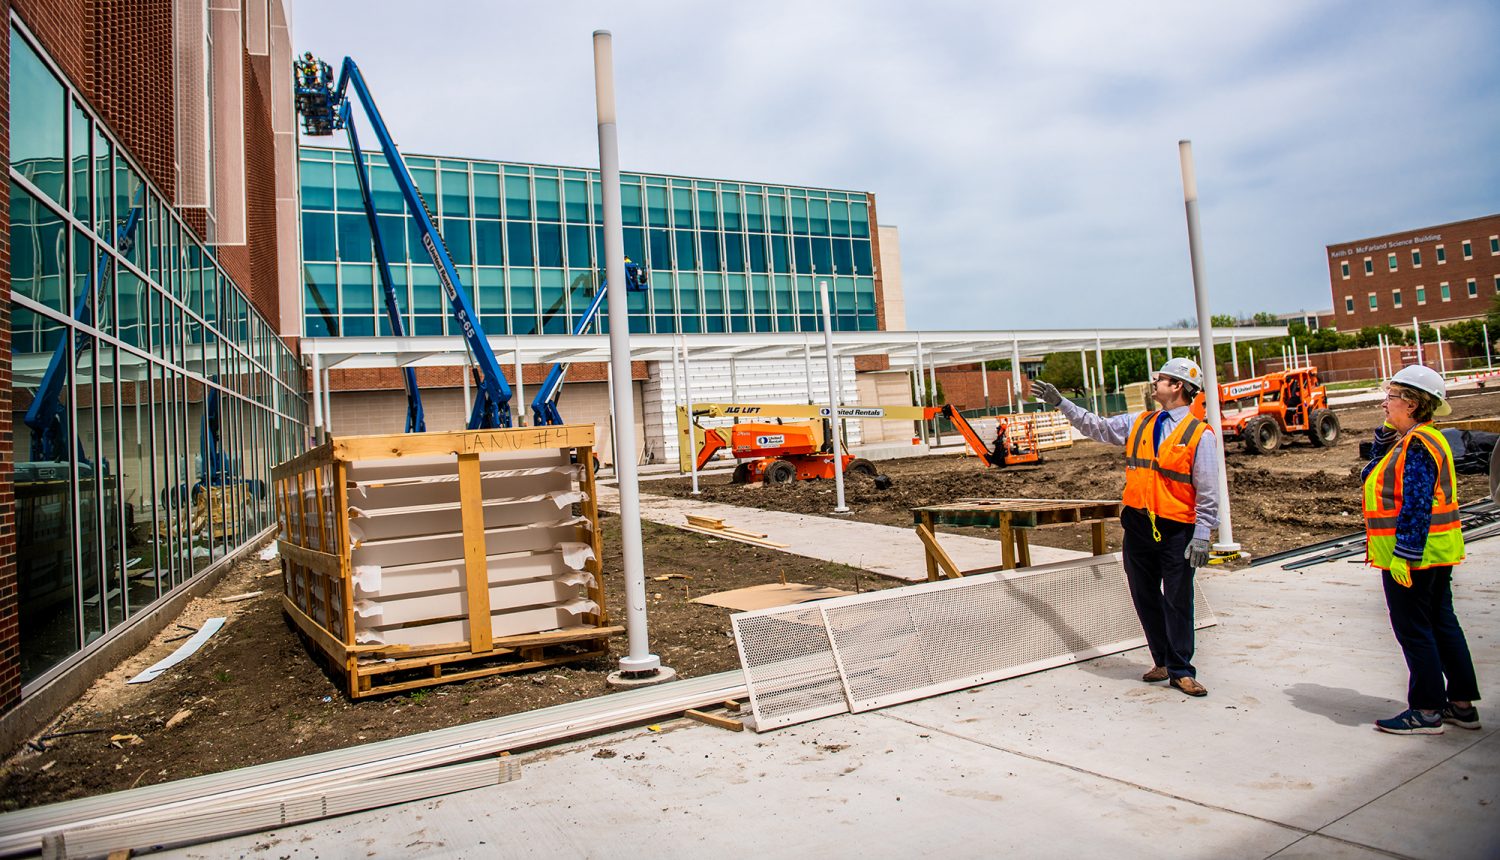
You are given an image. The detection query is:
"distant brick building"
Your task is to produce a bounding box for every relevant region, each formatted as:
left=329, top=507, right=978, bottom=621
left=1328, top=213, right=1500, bottom=330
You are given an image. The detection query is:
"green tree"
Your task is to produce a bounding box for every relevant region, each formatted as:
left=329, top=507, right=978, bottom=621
left=1441, top=319, right=1488, bottom=354
left=1039, top=352, right=1084, bottom=391
left=1252, top=311, right=1279, bottom=326
left=1210, top=313, right=1237, bottom=327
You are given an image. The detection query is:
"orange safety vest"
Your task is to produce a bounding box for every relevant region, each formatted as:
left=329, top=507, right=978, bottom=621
left=1363, top=423, right=1464, bottom=570
left=1122, top=410, right=1208, bottom=525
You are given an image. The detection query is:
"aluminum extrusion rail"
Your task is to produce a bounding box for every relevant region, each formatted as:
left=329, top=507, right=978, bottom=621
left=1252, top=498, right=1499, bottom=571
left=0, top=672, right=745, bottom=856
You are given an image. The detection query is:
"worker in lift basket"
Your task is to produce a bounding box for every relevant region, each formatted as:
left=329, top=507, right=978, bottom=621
left=1031, top=357, right=1219, bottom=697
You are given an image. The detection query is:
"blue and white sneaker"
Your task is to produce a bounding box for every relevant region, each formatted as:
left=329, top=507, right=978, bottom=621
left=1442, top=703, right=1480, bottom=730
left=1375, top=709, right=1444, bottom=735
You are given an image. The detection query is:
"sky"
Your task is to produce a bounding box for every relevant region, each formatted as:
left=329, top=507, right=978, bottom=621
left=292, top=1, right=1500, bottom=331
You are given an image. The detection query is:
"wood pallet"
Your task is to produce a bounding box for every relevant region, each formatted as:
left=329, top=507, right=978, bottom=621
left=273, top=425, right=619, bottom=698
left=912, top=498, right=1124, bottom=580
left=680, top=514, right=789, bottom=548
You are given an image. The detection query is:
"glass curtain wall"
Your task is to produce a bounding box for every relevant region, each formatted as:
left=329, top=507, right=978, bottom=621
left=7, top=22, right=310, bottom=688
left=299, top=146, right=880, bottom=338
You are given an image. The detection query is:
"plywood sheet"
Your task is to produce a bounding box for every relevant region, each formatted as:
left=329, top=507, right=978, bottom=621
left=692, top=583, right=852, bottom=612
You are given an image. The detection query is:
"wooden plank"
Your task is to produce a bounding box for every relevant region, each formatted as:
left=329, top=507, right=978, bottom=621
left=352, top=648, right=607, bottom=698
left=578, top=445, right=608, bottom=626
left=920, top=512, right=939, bottom=582
left=1016, top=529, right=1032, bottom=567
left=333, top=425, right=594, bottom=462
left=686, top=514, right=726, bottom=529
left=271, top=441, right=337, bottom=482
left=335, top=459, right=355, bottom=647
left=282, top=594, right=348, bottom=664
left=998, top=512, right=1016, bottom=570
left=684, top=709, right=744, bottom=732
left=914, top=520, right=963, bottom=581
left=295, top=469, right=312, bottom=618
left=678, top=523, right=789, bottom=548
left=356, top=637, right=614, bottom=676
left=457, top=452, right=493, bottom=653
left=277, top=540, right=342, bottom=580
left=1091, top=521, right=1108, bottom=556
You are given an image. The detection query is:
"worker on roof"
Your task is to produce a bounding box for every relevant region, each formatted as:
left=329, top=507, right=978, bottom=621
left=1033, top=356, right=1218, bottom=698
left=1363, top=365, right=1480, bottom=735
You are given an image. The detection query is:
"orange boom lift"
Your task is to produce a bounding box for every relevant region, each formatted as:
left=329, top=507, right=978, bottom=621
left=680, top=403, right=1043, bottom=485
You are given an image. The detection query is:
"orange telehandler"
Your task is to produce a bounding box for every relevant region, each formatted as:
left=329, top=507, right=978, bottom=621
left=682, top=403, right=1042, bottom=485
left=1191, top=366, right=1340, bottom=453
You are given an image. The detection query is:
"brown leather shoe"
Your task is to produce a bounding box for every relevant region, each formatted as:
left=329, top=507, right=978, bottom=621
left=1171, top=676, right=1208, bottom=697
left=1141, top=666, right=1169, bottom=683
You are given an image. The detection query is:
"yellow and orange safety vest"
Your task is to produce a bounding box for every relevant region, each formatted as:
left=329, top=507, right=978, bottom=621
left=1363, top=423, right=1464, bottom=570
left=1122, top=410, right=1207, bottom=525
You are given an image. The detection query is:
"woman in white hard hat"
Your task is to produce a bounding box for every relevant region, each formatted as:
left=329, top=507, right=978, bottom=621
left=1033, top=356, right=1219, bottom=698
left=1363, top=365, right=1480, bottom=734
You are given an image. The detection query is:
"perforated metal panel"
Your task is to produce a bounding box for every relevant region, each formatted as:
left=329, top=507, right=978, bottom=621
left=732, top=605, right=847, bottom=731
left=823, top=555, right=1216, bottom=713
left=732, top=553, right=1219, bottom=730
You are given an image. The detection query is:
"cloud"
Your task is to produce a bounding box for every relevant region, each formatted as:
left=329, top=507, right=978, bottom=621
left=294, top=0, right=1500, bottom=330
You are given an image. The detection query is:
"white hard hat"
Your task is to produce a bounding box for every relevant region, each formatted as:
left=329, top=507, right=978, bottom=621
left=1156, top=357, right=1204, bottom=388
left=1389, top=365, right=1451, bottom=416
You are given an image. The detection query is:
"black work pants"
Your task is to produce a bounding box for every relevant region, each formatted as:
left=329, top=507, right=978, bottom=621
left=1381, top=565, right=1482, bottom=711
left=1120, top=506, right=1197, bottom=679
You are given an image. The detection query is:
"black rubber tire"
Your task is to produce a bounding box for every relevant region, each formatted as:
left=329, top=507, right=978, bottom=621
left=731, top=463, right=752, bottom=484
left=845, top=458, right=878, bottom=478
left=1308, top=408, right=1340, bottom=447
left=763, top=460, right=798, bottom=485
left=1243, top=416, right=1282, bottom=454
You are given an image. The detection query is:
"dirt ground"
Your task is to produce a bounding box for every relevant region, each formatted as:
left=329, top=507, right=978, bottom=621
left=0, top=517, right=890, bottom=810
left=652, top=389, right=1500, bottom=560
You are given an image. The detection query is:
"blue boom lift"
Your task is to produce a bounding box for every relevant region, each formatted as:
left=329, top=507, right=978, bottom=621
left=22, top=193, right=143, bottom=473
left=295, top=53, right=649, bottom=433
left=295, top=54, right=512, bottom=429
left=530, top=263, right=647, bottom=426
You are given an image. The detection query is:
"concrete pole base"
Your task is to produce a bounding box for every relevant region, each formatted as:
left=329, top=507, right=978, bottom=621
left=606, top=665, right=679, bottom=688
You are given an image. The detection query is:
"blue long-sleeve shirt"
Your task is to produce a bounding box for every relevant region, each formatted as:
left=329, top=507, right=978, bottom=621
left=1055, top=399, right=1220, bottom=541
left=1361, top=424, right=1438, bottom=562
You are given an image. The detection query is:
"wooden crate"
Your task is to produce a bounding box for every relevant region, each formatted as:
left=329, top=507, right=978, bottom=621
left=272, top=425, right=623, bottom=698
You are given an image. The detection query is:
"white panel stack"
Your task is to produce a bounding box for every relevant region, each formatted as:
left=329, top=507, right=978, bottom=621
left=342, top=450, right=597, bottom=648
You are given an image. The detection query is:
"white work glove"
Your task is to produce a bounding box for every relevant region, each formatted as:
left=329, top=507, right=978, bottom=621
left=1031, top=380, right=1063, bottom=407
left=1185, top=538, right=1210, bottom=569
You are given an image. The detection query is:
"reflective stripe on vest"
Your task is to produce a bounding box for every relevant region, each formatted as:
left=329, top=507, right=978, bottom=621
left=1362, top=423, right=1465, bottom=570
left=1121, top=411, right=1207, bottom=524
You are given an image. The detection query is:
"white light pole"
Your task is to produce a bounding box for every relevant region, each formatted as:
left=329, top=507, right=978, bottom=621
left=1413, top=316, right=1423, bottom=366
left=915, top=333, right=927, bottom=442
left=1011, top=337, right=1023, bottom=413
left=595, top=31, right=671, bottom=686
left=981, top=362, right=990, bottom=410
left=820, top=281, right=849, bottom=513
left=1179, top=140, right=1238, bottom=555
left=512, top=337, right=525, bottom=427
left=1485, top=323, right=1493, bottom=370
left=1230, top=330, right=1239, bottom=378
left=680, top=336, right=700, bottom=495
left=1435, top=324, right=1447, bottom=374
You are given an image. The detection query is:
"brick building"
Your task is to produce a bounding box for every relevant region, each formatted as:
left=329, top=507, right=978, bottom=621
left=1, top=1, right=306, bottom=742
left=1328, top=213, right=1500, bottom=330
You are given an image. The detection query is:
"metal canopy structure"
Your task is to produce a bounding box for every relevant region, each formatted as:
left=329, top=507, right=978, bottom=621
left=298, top=326, right=1289, bottom=373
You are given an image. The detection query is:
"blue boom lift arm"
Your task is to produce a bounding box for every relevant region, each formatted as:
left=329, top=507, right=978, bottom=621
left=530, top=262, right=648, bottom=426
left=23, top=192, right=144, bottom=465
left=294, top=54, right=511, bottom=429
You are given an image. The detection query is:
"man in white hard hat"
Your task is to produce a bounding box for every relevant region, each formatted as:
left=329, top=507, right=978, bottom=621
left=1033, top=357, right=1219, bottom=697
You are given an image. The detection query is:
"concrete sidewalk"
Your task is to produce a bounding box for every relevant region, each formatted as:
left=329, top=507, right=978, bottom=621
left=594, top=484, right=1089, bottom=582
left=164, top=537, right=1499, bottom=859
